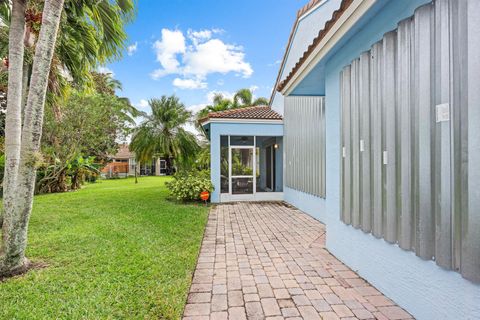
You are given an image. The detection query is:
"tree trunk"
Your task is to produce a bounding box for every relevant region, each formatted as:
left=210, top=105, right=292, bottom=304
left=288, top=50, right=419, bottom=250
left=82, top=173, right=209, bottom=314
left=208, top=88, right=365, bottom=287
left=135, top=162, right=138, bottom=183
left=0, top=0, right=65, bottom=276
left=21, top=60, right=31, bottom=113
left=165, top=157, right=172, bottom=175
left=1, top=0, right=26, bottom=232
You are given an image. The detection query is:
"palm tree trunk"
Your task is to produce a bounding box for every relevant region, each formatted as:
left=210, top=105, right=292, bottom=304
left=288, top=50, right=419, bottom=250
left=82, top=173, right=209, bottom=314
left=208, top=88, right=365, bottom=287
left=1, top=0, right=26, bottom=230
left=0, top=0, right=65, bottom=276
left=165, top=157, right=173, bottom=175
left=135, top=166, right=138, bottom=183
left=21, top=61, right=31, bottom=113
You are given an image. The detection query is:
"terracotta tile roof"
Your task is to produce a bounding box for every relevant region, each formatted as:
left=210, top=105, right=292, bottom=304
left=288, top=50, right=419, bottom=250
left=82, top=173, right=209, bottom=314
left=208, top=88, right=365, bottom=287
left=113, top=144, right=134, bottom=159
left=200, top=106, right=282, bottom=123
left=275, top=0, right=353, bottom=93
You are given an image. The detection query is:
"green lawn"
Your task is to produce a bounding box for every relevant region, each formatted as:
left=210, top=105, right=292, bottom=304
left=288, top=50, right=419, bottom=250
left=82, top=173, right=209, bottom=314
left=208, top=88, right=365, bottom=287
left=0, top=177, right=209, bottom=319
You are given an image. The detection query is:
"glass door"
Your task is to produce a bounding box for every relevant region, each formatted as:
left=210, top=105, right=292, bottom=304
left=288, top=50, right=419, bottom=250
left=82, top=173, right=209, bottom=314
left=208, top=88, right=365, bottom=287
left=229, top=146, right=255, bottom=194
left=159, top=160, right=167, bottom=175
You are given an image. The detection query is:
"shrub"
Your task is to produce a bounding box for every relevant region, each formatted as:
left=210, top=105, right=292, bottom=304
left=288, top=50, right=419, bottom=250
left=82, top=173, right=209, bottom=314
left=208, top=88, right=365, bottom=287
left=166, top=170, right=214, bottom=202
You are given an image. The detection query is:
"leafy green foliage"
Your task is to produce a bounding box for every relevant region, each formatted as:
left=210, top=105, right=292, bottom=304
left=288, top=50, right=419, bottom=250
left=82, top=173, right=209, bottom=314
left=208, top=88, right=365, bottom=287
left=90, top=71, right=123, bottom=95
left=36, top=156, right=100, bottom=194
left=43, top=91, right=136, bottom=161
left=195, top=145, right=211, bottom=170
left=130, top=96, right=200, bottom=171
left=0, top=0, right=138, bottom=194
left=38, top=89, right=138, bottom=193
left=166, top=170, right=214, bottom=202
left=0, top=0, right=136, bottom=128
left=56, top=0, right=136, bottom=86
left=196, top=88, right=270, bottom=126
left=0, top=177, right=208, bottom=319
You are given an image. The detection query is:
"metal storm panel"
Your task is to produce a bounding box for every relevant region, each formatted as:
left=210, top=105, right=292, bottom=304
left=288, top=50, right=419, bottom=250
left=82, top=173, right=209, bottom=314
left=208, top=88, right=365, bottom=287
left=284, top=96, right=325, bottom=199
left=338, top=0, right=480, bottom=283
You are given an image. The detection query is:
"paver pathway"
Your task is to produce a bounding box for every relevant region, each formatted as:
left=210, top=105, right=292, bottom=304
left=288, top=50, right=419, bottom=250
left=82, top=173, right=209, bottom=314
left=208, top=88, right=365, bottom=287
left=183, top=202, right=414, bottom=320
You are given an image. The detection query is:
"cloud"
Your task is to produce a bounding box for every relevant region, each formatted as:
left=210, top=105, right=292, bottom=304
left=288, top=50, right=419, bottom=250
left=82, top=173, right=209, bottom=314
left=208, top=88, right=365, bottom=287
left=151, top=29, right=186, bottom=79
left=206, top=90, right=235, bottom=104
left=187, top=103, right=208, bottom=114
left=151, top=28, right=253, bottom=89
left=137, top=99, right=149, bottom=107
left=249, top=85, right=259, bottom=92
left=183, top=39, right=253, bottom=79
left=184, top=91, right=234, bottom=118
left=127, top=42, right=138, bottom=56
left=134, top=99, right=150, bottom=112
left=97, top=66, right=114, bottom=76
left=173, top=78, right=207, bottom=89
left=187, top=28, right=223, bottom=45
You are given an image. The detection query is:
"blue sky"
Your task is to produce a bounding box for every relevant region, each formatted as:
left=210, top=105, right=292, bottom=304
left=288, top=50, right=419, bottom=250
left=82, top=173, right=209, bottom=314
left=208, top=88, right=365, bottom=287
left=104, top=0, right=304, bottom=114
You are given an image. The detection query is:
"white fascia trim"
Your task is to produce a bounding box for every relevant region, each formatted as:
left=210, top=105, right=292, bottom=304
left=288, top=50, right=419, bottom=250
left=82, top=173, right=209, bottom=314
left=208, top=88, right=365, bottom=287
left=282, top=0, right=376, bottom=95
left=202, top=118, right=283, bottom=126
left=271, top=0, right=328, bottom=106
left=299, top=0, right=329, bottom=21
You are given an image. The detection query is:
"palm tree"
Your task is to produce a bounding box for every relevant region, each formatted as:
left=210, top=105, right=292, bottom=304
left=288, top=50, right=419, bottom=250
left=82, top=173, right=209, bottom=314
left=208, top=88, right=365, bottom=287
left=1, top=0, right=135, bottom=277
left=91, top=71, right=122, bottom=95
left=233, top=88, right=269, bottom=107
left=0, top=0, right=135, bottom=110
left=130, top=96, right=200, bottom=175
left=196, top=92, right=232, bottom=121
left=196, top=88, right=269, bottom=127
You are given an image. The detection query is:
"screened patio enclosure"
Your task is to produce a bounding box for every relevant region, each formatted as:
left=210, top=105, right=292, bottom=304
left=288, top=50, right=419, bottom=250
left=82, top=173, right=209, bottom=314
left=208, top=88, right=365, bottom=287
left=199, top=106, right=284, bottom=203
left=219, top=135, right=283, bottom=202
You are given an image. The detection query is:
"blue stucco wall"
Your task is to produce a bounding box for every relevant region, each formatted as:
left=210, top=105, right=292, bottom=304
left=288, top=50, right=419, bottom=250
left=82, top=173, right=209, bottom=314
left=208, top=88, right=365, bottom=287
left=284, top=0, right=480, bottom=319
left=209, top=122, right=283, bottom=203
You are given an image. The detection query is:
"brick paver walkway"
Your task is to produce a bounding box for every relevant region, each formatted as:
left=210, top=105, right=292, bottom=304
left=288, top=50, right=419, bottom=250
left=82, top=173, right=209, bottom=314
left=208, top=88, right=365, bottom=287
left=183, top=202, right=413, bottom=320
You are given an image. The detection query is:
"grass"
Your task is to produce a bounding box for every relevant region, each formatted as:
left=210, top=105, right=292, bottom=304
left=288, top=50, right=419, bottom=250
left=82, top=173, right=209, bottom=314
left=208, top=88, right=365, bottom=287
left=0, top=177, right=209, bottom=319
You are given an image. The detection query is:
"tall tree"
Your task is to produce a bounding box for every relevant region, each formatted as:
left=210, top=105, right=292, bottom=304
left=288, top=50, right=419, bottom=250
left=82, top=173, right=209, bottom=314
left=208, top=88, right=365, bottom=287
left=233, top=88, right=269, bottom=107
left=91, top=71, right=122, bottom=95
left=0, top=0, right=135, bottom=277
left=1, top=0, right=64, bottom=277
left=130, top=96, right=200, bottom=174
left=196, top=88, right=269, bottom=126
left=0, top=0, right=135, bottom=118
left=39, top=88, right=138, bottom=193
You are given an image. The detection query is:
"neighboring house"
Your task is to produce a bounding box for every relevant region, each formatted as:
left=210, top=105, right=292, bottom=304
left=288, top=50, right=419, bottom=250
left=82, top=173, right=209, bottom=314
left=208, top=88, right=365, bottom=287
left=202, top=0, right=480, bottom=319
left=101, top=144, right=168, bottom=178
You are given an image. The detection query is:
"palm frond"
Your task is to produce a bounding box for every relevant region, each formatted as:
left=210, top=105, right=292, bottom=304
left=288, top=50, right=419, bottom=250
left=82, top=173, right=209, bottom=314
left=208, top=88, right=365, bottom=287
left=253, top=97, right=269, bottom=106
left=0, top=1, right=10, bottom=27
left=233, top=88, right=253, bottom=107
left=130, top=95, right=199, bottom=167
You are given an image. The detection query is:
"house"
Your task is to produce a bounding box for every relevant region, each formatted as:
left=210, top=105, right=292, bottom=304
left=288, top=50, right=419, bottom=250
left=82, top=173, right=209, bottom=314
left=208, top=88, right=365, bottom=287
left=201, top=0, right=480, bottom=319
left=101, top=144, right=168, bottom=178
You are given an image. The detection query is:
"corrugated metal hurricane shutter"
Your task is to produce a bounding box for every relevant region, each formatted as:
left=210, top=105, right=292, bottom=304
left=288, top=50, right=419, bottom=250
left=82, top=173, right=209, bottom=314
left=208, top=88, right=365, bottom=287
left=339, top=0, right=480, bottom=282
left=284, top=96, right=325, bottom=198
